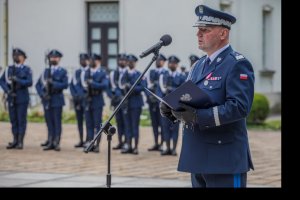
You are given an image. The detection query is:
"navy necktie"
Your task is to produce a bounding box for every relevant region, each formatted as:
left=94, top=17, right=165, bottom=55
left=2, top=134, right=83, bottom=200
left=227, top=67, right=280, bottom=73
left=202, top=58, right=211, bottom=75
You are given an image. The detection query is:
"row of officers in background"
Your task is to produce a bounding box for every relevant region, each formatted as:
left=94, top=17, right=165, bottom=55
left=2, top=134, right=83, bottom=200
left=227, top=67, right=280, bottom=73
left=0, top=48, right=200, bottom=155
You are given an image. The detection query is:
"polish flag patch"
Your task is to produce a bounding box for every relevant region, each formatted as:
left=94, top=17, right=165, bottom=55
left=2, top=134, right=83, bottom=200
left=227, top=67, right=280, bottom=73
left=240, top=74, right=248, bottom=80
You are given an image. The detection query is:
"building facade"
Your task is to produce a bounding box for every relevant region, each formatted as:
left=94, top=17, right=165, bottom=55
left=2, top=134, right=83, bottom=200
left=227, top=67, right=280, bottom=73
left=0, top=0, right=281, bottom=111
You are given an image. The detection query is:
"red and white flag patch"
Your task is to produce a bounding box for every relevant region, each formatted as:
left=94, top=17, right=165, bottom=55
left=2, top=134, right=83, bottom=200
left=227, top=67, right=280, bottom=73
left=240, top=74, right=248, bottom=80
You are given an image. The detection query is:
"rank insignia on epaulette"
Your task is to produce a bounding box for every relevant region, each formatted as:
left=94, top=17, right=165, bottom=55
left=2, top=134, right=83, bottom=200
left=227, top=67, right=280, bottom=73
left=235, top=54, right=244, bottom=60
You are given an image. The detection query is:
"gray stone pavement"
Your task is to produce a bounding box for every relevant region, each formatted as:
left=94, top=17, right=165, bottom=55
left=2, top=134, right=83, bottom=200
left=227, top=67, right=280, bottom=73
left=0, top=122, right=281, bottom=188
left=0, top=172, right=271, bottom=188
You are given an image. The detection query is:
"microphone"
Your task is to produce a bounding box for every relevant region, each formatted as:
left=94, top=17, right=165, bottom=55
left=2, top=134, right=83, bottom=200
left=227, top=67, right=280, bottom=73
left=139, top=34, right=172, bottom=58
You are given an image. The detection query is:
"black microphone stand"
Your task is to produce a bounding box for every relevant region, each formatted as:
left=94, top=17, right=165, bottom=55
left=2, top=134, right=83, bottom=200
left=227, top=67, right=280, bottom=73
left=84, top=50, right=160, bottom=188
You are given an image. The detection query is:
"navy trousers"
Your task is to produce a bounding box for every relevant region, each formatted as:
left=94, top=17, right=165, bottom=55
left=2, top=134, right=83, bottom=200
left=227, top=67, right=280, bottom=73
left=162, top=117, right=179, bottom=148
left=127, top=107, right=142, bottom=143
left=44, top=107, right=63, bottom=140
left=8, top=103, right=28, bottom=136
left=85, top=107, right=103, bottom=143
left=191, top=173, right=247, bottom=188
left=115, top=108, right=128, bottom=144
left=148, top=102, right=163, bottom=144
left=75, top=104, right=84, bottom=140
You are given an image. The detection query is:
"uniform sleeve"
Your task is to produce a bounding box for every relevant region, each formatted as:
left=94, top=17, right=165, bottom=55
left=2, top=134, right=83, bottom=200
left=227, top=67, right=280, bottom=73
left=35, top=75, right=44, bottom=98
left=0, top=69, right=9, bottom=93
left=90, top=74, right=109, bottom=90
left=52, top=71, right=69, bottom=90
left=69, top=80, right=77, bottom=97
left=132, top=72, right=145, bottom=94
left=196, top=59, right=255, bottom=129
left=16, top=68, right=33, bottom=87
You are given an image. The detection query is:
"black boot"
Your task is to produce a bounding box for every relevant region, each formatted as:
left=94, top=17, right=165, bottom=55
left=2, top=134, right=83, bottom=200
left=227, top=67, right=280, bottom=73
left=43, top=136, right=54, bottom=151
left=161, top=141, right=172, bottom=156
left=15, top=133, right=24, bottom=150
left=172, top=139, right=178, bottom=156
left=132, top=138, right=139, bottom=155
left=41, top=134, right=50, bottom=147
left=113, top=142, right=123, bottom=150
left=75, top=132, right=84, bottom=148
left=74, top=141, right=84, bottom=148
left=92, top=144, right=100, bottom=153
left=159, top=141, right=164, bottom=151
left=132, top=148, right=138, bottom=155
left=121, top=142, right=132, bottom=154
left=53, top=136, right=61, bottom=151
left=148, top=144, right=160, bottom=151
left=171, top=149, right=177, bottom=156
left=7, top=133, right=18, bottom=149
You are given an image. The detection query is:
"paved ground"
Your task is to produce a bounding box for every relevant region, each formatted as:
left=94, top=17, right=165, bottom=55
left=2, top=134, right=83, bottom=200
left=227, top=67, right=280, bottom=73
left=0, top=122, right=281, bottom=187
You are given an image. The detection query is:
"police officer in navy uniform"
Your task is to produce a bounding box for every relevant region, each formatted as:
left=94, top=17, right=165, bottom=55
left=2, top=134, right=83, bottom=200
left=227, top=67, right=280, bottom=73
left=160, top=5, right=254, bottom=187
left=108, top=54, right=129, bottom=150
left=180, top=65, right=189, bottom=80
left=0, top=48, right=33, bottom=149
left=146, top=54, right=167, bottom=151
left=189, top=55, right=200, bottom=67
left=36, top=49, right=68, bottom=151
left=159, top=56, right=185, bottom=156
left=82, top=53, right=109, bottom=153
left=119, top=54, right=145, bottom=155
left=70, top=53, right=89, bottom=148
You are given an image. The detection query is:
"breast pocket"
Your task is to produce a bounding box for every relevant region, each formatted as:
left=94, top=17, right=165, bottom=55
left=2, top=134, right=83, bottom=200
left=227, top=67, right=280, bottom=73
left=203, top=80, right=222, bottom=91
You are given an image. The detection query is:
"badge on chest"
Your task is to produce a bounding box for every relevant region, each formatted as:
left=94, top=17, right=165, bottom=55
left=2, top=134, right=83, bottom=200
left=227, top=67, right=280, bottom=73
left=204, top=72, right=222, bottom=86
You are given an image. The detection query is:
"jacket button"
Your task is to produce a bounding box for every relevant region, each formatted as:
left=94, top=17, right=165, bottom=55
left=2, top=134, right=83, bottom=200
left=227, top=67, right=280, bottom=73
left=218, top=140, right=222, bottom=144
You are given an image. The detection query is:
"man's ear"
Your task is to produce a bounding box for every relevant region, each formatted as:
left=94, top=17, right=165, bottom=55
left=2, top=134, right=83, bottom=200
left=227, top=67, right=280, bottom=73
left=220, top=28, right=229, bottom=40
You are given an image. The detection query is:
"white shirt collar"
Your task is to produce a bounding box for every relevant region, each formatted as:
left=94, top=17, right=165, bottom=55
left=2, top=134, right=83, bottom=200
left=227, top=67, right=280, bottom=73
left=81, top=66, right=88, bottom=71
left=169, top=70, right=178, bottom=77
left=119, top=67, right=127, bottom=73
left=208, top=44, right=230, bottom=63
left=14, top=63, right=23, bottom=68
left=156, top=67, right=165, bottom=73
left=52, top=65, right=59, bottom=70
left=91, top=65, right=100, bottom=73
left=128, top=68, right=136, bottom=74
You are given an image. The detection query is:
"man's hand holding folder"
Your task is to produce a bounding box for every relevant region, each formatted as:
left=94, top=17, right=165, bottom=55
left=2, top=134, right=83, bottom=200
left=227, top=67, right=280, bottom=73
left=145, top=80, right=213, bottom=124
left=159, top=102, right=198, bottom=124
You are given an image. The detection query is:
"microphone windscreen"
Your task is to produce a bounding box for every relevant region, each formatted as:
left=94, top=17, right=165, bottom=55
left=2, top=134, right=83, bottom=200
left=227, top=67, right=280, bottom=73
left=160, top=34, right=172, bottom=46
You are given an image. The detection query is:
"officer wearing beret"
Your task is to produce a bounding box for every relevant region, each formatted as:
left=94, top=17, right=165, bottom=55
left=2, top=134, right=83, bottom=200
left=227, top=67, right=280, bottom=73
left=159, top=56, right=185, bottom=156
left=36, top=49, right=68, bottom=151
left=146, top=54, right=167, bottom=152
left=160, top=5, right=254, bottom=187
left=108, top=54, right=129, bottom=150
left=82, top=53, right=109, bottom=153
left=70, top=53, right=90, bottom=148
left=0, top=48, right=33, bottom=149
left=119, top=54, right=145, bottom=154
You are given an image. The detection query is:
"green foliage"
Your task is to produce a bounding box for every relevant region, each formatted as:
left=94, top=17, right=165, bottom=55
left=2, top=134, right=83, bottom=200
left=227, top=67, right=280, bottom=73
left=247, top=120, right=281, bottom=131
left=0, top=111, right=9, bottom=122
left=140, top=109, right=151, bottom=126
left=28, top=110, right=45, bottom=123
left=247, top=93, right=270, bottom=124
left=62, top=112, right=76, bottom=124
